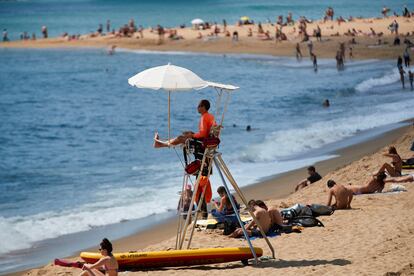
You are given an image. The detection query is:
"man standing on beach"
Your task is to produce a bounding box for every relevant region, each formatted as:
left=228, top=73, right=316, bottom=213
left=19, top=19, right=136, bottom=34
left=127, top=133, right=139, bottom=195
left=326, top=180, right=353, bottom=209
left=41, top=26, right=48, bottom=39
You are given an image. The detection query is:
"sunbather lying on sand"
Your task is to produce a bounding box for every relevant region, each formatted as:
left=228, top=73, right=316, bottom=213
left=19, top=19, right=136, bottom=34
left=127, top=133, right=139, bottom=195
left=229, top=200, right=271, bottom=238
left=384, top=173, right=414, bottom=183
left=326, top=180, right=353, bottom=209
left=376, top=146, right=402, bottom=177
left=350, top=172, right=387, bottom=195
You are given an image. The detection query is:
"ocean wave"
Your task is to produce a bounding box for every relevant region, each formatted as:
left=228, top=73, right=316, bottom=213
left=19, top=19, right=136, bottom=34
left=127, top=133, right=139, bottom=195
left=354, top=67, right=412, bottom=92
left=238, top=99, right=414, bottom=163
left=0, top=184, right=178, bottom=255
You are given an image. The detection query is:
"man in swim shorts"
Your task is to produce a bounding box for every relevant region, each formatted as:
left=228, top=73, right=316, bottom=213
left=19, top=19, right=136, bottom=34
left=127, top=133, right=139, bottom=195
left=326, top=180, right=353, bottom=209
left=229, top=200, right=272, bottom=238
left=153, top=99, right=216, bottom=148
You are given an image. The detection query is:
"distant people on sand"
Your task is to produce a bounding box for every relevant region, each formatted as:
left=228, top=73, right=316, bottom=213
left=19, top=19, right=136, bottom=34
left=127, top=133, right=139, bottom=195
left=154, top=99, right=216, bottom=148
left=376, top=146, right=402, bottom=177
left=81, top=238, right=118, bottom=276
left=350, top=172, right=386, bottom=195
left=41, top=26, right=48, bottom=38
left=2, top=29, right=8, bottom=42
left=295, top=166, right=322, bottom=191
left=106, top=20, right=111, bottom=33
left=326, top=180, right=353, bottom=210
left=229, top=200, right=272, bottom=238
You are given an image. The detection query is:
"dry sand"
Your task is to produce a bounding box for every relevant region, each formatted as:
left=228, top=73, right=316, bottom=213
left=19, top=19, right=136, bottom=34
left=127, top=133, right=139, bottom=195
left=20, top=125, right=414, bottom=276
left=2, top=16, right=414, bottom=59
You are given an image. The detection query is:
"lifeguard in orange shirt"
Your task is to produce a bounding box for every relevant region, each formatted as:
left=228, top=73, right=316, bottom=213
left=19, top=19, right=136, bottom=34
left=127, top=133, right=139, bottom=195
left=153, top=99, right=216, bottom=148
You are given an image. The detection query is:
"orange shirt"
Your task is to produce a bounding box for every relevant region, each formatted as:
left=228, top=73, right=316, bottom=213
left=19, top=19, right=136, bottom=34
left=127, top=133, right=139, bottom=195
left=192, top=112, right=216, bottom=139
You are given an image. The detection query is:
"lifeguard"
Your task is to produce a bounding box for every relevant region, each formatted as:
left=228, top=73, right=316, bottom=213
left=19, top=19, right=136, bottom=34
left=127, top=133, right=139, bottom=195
left=154, top=99, right=216, bottom=148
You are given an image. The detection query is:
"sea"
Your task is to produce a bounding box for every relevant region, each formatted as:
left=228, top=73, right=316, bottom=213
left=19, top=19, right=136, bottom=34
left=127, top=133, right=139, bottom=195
left=1, top=0, right=414, bottom=274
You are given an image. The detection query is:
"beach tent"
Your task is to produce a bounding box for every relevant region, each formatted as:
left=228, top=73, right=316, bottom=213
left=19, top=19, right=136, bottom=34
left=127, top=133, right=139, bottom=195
left=191, top=18, right=204, bottom=30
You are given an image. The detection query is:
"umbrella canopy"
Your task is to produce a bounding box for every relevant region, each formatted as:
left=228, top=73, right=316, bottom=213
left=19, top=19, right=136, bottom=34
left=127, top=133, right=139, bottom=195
left=240, top=16, right=250, bottom=21
left=128, top=63, right=208, bottom=91
left=191, top=18, right=204, bottom=25
left=128, top=63, right=208, bottom=142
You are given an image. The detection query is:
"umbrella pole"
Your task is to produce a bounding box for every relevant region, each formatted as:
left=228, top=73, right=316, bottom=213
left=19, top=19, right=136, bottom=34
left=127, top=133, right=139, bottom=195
left=168, top=91, right=171, bottom=144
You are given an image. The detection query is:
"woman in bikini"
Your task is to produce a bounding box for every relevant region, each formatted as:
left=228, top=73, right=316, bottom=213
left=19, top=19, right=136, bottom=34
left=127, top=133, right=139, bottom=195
left=350, top=172, right=387, bottom=195
left=80, top=238, right=118, bottom=276
left=376, top=146, right=402, bottom=177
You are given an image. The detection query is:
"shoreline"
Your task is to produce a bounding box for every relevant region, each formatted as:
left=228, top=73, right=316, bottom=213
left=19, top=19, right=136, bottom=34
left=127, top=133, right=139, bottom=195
left=8, top=120, right=412, bottom=275
left=1, top=16, right=414, bottom=60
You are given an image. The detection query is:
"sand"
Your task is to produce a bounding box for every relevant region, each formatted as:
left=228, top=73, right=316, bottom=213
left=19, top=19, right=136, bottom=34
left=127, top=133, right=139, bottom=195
left=2, top=16, right=414, bottom=59
left=18, top=124, right=414, bottom=276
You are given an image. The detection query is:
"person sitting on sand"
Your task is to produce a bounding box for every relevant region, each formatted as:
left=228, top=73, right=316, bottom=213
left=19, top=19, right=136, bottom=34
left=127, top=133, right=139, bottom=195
left=255, top=200, right=283, bottom=226
left=385, top=173, right=414, bottom=183
left=326, top=180, right=353, bottom=209
left=376, top=146, right=402, bottom=177
left=350, top=172, right=387, bottom=195
left=211, top=186, right=240, bottom=223
left=229, top=200, right=272, bottom=238
left=154, top=99, right=216, bottom=148
left=295, top=166, right=322, bottom=191
left=81, top=238, right=118, bottom=276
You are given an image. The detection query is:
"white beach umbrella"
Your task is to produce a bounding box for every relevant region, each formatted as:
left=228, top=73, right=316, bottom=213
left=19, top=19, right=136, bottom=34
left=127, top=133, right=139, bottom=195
left=128, top=63, right=208, bottom=141
left=191, top=18, right=204, bottom=25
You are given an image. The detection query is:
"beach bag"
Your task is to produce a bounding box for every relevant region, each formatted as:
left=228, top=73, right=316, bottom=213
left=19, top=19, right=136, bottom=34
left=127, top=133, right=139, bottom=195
left=223, top=220, right=238, bottom=235
left=290, top=216, right=324, bottom=227
left=203, top=137, right=220, bottom=148
left=185, top=160, right=201, bottom=175
left=308, top=204, right=334, bottom=217
left=281, top=204, right=312, bottom=220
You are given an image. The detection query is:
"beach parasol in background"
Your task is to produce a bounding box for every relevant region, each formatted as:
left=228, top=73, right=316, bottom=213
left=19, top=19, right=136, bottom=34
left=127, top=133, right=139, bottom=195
left=191, top=18, right=204, bottom=25
left=128, top=63, right=208, bottom=142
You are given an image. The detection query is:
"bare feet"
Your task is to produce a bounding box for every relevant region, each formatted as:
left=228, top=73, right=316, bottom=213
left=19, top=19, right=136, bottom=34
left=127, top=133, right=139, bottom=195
left=153, top=132, right=163, bottom=148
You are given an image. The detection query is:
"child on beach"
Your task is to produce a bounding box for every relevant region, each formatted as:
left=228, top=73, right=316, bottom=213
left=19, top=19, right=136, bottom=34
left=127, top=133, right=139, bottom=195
left=81, top=238, right=118, bottom=276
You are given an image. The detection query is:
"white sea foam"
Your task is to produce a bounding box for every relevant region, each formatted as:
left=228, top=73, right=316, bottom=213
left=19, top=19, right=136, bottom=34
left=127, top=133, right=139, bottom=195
left=0, top=184, right=179, bottom=255
left=238, top=99, right=414, bottom=163
left=355, top=67, right=413, bottom=92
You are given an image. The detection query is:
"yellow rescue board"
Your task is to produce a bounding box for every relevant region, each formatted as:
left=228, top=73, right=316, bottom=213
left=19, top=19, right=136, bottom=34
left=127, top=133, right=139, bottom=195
left=81, top=247, right=263, bottom=268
